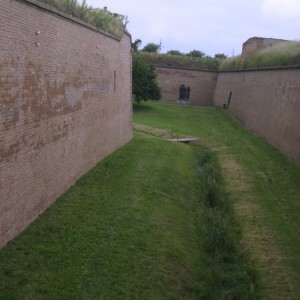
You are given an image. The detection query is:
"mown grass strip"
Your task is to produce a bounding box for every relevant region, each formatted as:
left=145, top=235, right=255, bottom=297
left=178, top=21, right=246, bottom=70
left=0, top=132, right=224, bottom=298
left=133, top=102, right=300, bottom=299
left=0, top=129, right=259, bottom=299
left=1, top=101, right=298, bottom=299
left=191, top=146, right=259, bottom=299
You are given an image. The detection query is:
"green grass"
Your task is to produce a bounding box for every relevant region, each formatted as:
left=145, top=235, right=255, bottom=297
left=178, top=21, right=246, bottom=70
left=219, top=41, right=300, bottom=70
left=139, top=41, right=300, bottom=71
left=1, top=102, right=299, bottom=299
left=133, top=102, right=300, bottom=248
left=138, top=52, right=220, bottom=71
left=133, top=102, right=300, bottom=298
left=0, top=129, right=258, bottom=299
left=36, top=0, right=126, bottom=38
left=194, top=148, right=258, bottom=299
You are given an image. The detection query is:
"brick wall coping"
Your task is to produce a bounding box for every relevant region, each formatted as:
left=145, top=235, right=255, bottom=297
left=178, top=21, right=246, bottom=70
left=219, top=64, right=300, bottom=73
left=18, top=0, right=131, bottom=41
left=156, top=64, right=300, bottom=73
left=155, top=64, right=218, bottom=73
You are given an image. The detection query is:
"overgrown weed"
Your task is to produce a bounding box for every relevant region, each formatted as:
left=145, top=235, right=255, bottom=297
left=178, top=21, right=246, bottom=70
left=193, top=146, right=260, bottom=299
left=36, top=0, right=127, bottom=38
left=220, top=41, right=300, bottom=70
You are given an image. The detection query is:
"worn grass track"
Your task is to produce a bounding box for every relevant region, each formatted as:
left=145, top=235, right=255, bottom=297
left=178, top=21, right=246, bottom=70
left=133, top=102, right=300, bottom=299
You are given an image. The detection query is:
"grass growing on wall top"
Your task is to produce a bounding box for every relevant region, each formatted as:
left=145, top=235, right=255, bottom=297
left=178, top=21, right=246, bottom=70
left=139, top=41, right=300, bottom=71
left=36, top=0, right=127, bottom=38
left=138, top=51, right=220, bottom=71
left=220, top=41, right=300, bottom=70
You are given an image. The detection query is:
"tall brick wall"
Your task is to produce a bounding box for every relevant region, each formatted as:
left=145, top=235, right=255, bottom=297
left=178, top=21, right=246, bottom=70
left=0, top=0, right=132, bottom=248
left=156, top=66, right=217, bottom=106
left=213, top=67, right=300, bottom=165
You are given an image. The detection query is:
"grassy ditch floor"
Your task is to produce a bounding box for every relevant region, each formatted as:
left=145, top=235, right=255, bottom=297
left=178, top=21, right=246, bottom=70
left=133, top=102, right=300, bottom=299
left=0, top=131, right=258, bottom=299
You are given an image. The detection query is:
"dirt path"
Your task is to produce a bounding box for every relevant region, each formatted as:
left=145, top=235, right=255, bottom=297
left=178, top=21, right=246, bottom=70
left=133, top=123, right=172, bottom=138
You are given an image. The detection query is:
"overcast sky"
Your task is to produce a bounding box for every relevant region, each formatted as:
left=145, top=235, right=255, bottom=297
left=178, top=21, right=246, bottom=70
left=86, top=0, right=300, bottom=56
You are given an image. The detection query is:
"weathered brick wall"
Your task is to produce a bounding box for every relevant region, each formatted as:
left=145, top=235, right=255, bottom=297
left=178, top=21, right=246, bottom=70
left=156, top=66, right=217, bottom=106
left=0, top=0, right=132, bottom=247
left=213, top=67, right=300, bottom=165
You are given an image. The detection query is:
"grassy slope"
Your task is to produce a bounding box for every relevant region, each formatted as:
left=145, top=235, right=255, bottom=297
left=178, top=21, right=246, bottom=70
left=0, top=129, right=257, bottom=299
left=1, top=102, right=299, bottom=299
left=133, top=102, right=300, bottom=299
left=0, top=132, right=195, bottom=299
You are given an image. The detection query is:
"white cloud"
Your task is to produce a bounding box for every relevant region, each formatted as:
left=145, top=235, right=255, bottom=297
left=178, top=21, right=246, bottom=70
left=262, top=0, right=300, bottom=18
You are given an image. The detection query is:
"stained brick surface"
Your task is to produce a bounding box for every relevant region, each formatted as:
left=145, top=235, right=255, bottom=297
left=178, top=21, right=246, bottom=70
left=214, top=68, right=300, bottom=165
left=0, top=0, right=132, bottom=247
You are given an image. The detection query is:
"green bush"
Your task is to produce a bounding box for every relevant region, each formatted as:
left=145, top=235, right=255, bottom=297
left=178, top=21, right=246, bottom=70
left=132, top=55, right=161, bottom=103
left=36, top=0, right=126, bottom=38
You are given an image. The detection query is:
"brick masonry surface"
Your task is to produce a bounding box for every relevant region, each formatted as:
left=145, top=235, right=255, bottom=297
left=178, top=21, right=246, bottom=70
left=0, top=0, right=132, bottom=247
left=213, top=67, right=300, bottom=165
left=156, top=66, right=217, bottom=106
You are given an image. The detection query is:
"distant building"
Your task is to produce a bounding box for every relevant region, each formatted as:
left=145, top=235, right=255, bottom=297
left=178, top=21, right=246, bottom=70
left=242, top=37, right=289, bottom=58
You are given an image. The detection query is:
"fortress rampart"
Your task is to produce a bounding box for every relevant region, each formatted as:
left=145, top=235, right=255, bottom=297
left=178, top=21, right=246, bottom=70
left=156, top=66, right=217, bottom=106
left=155, top=65, right=300, bottom=165
left=0, top=0, right=132, bottom=248
left=213, top=66, right=300, bottom=165
left=0, top=1, right=299, bottom=248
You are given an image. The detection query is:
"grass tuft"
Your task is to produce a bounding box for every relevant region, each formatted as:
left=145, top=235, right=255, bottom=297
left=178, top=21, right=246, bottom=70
left=219, top=41, right=300, bottom=70
left=36, top=0, right=127, bottom=38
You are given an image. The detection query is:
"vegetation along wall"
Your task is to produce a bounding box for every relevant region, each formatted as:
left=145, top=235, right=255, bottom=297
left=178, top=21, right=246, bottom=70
left=0, top=0, right=132, bottom=247
left=213, top=66, right=300, bottom=165
left=155, top=66, right=217, bottom=106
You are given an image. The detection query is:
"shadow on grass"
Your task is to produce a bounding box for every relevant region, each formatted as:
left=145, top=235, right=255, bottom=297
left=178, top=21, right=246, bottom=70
left=132, top=102, right=157, bottom=113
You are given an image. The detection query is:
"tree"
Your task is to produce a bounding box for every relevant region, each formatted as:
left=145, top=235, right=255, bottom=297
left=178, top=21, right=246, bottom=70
left=166, top=50, right=184, bottom=56
left=214, top=53, right=227, bottom=59
left=186, top=50, right=206, bottom=58
left=141, top=42, right=161, bottom=53
left=132, top=55, right=161, bottom=103
left=132, top=39, right=142, bottom=52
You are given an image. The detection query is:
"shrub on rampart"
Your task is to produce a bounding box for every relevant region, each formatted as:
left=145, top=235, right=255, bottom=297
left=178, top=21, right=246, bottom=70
left=220, top=41, right=300, bottom=71
left=36, top=0, right=127, bottom=38
left=138, top=52, right=220, bottom=71
left=140, top=41, right=300, bottom=72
